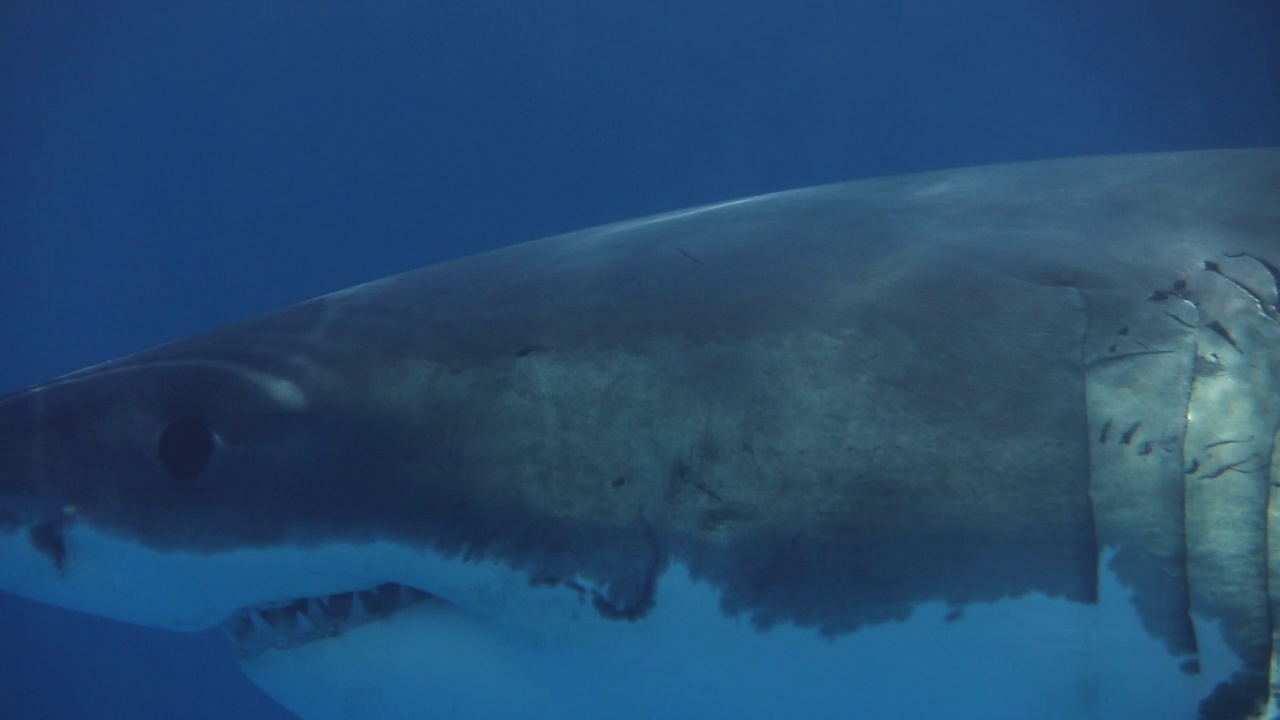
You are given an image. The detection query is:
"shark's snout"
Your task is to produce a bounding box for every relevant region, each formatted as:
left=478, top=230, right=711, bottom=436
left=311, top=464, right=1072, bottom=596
left=0, top=389, right=71, bottom=571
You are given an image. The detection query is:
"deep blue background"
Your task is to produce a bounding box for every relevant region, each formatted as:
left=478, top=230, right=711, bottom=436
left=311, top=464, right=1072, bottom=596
left=1, top=2, right=1277, bottom=718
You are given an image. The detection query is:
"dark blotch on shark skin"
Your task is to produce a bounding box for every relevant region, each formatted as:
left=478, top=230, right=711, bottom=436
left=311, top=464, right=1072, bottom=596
left=692, top=525, right=1097, bottom=637
left=1197, top=670, right=1269, bottom=720
left=1120, top=422, right=1141, bottom=445
left=1205, top=321, right=1243, bottom=353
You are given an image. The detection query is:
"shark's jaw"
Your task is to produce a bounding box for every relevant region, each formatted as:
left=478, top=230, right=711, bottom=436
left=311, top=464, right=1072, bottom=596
left=0, top=517, right=528, bottom=647
left=220, top=581, right=439, bottom=658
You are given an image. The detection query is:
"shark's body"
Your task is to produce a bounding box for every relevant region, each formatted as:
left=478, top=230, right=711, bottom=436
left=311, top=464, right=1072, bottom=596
left=1, top=150, right=1279, bottom=719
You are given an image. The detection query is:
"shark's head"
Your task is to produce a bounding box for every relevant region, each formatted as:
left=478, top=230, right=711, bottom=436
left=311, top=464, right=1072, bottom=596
left=0, top=322, right=645, bottom=720
left=0, top=267, right=681, bottom=720
left=0, top=349, right=448, bottom=628
left=0, top=258, right=745, bottom=720
left=0, top=288, right=631, bottom=650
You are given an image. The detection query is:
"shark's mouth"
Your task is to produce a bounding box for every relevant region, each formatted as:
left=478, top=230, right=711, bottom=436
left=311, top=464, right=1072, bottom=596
left=220, top=582, right=435, bottom=658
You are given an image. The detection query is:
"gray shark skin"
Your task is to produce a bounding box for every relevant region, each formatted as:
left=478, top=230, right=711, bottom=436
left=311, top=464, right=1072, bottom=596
left=0, top=149, right=1278, bottom=720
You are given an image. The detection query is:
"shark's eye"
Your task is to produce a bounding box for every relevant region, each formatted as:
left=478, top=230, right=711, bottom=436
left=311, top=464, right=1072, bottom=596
left=156, top=418, right=216, bottom=480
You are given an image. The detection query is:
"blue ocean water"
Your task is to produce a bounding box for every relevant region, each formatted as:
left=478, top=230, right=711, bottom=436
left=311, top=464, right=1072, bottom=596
left=1, top=2, right=1277, bottom=718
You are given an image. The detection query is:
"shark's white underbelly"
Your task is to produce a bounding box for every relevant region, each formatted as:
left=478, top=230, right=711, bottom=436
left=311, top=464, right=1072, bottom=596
left=239, top=558, right=1234, bottom=720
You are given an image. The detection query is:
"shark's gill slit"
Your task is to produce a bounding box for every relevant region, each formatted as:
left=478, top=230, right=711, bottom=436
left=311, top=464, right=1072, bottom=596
left=220, top=582, right=436, bottom=658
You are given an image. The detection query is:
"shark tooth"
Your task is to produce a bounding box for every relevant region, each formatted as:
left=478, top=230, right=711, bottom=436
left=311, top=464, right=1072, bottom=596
left=306, top=597, right=326, bottom=622
left=351, top=590, right=372, bottom=622
left=247, top=608, right=272, bottom=636
left=295, top=611, right=316, bottom=635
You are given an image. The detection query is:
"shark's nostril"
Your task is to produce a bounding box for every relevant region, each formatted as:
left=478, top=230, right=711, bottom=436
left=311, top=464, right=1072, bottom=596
left=29, top=516, right=67, bottom=571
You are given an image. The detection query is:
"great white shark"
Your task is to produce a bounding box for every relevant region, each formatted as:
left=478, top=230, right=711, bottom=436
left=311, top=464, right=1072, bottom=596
left=1, top=149, right=1278, bottom=719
